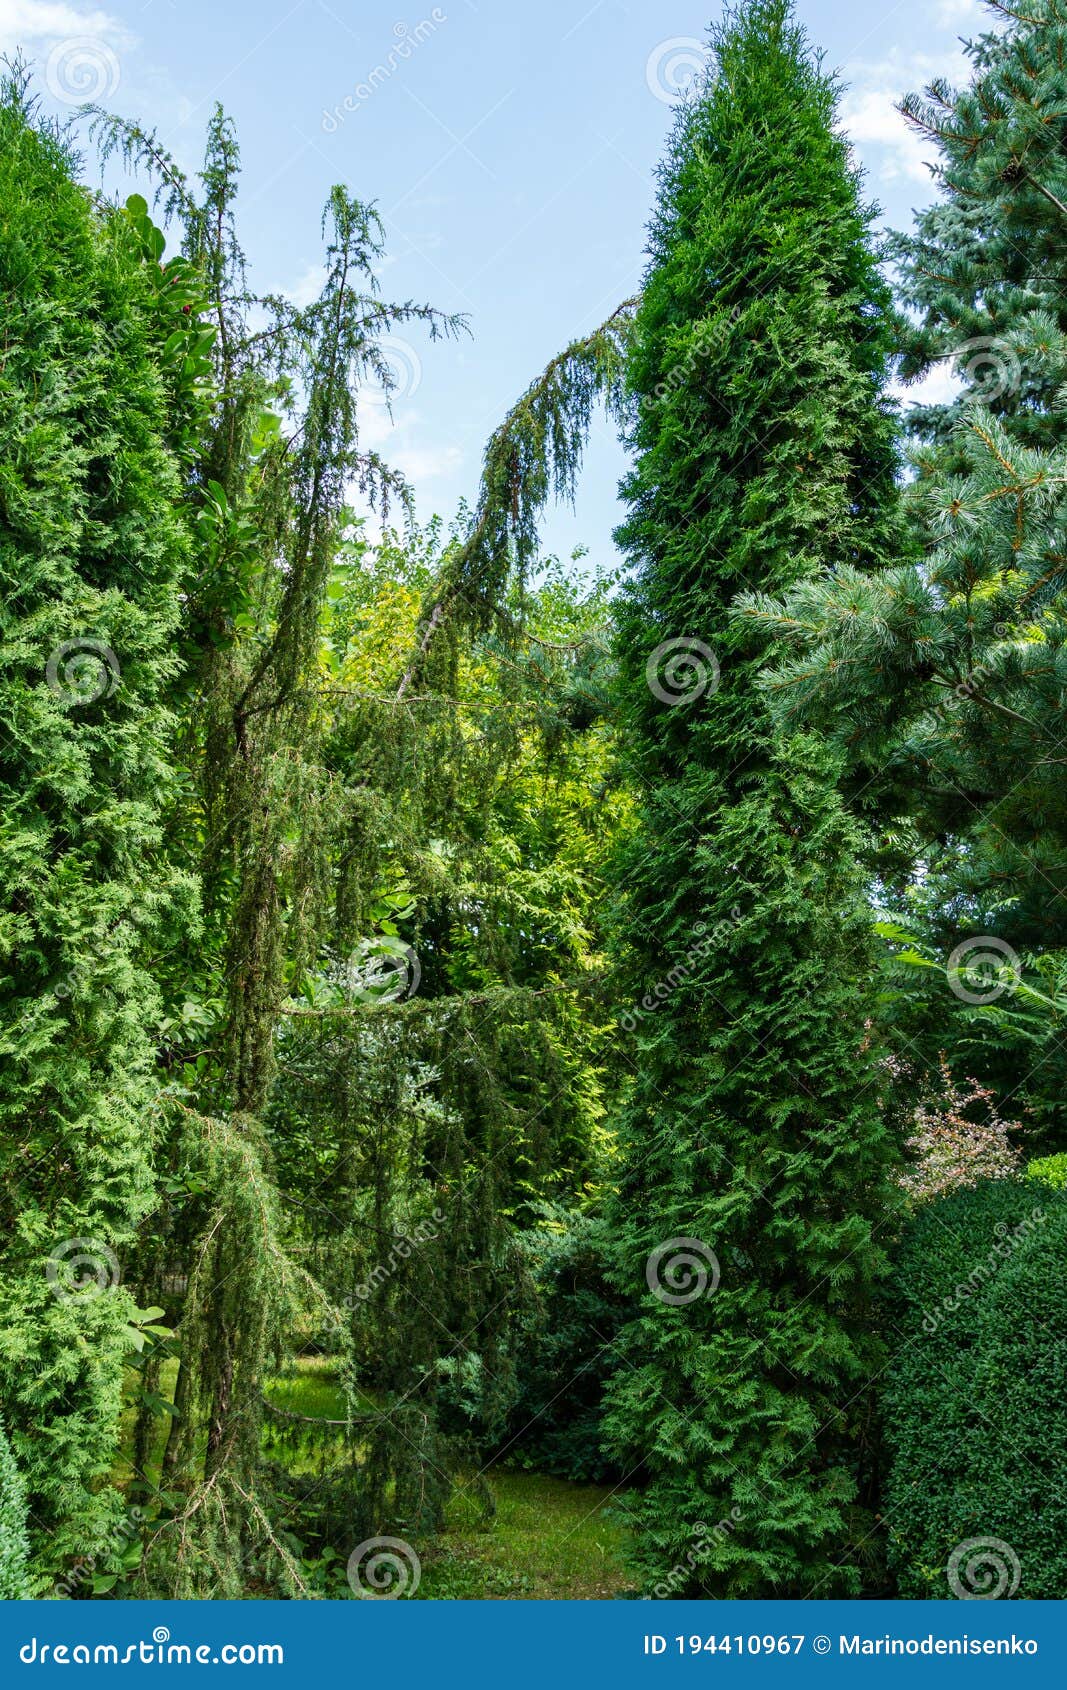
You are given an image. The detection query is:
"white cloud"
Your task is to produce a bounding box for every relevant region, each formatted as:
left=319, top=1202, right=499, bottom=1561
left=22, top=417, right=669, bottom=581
left=388, top=442, right=462, bottom=482
left=841, top=85, right=933, bottom=184
left=892, top=361, right=963, bottom=412
left=839, top=44, right=971, bottom=188
left=357, top=403, right=461, bottom=479
left=0, top=0, right=133, bottom=105
left=934, top=0, right=982, bottom=24
left=278, top=263, right=328, bottom=310
left=0, top=0, right=126, bottom=50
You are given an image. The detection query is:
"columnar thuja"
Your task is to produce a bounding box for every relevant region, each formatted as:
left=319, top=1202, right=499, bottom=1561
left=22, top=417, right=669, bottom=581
left=601, top=0, right=903, bottom=1595
left=0, top=70, right=191, bottom=1578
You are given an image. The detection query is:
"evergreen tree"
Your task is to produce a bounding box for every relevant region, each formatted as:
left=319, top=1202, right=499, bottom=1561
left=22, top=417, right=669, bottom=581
left=743, top=1, right=1067, bottom=935
left=0, top=75, right=192, bottom=1572
left=603, top=0, right=902, bottom=1596
left=742, top=1, right=1067, bottom=1140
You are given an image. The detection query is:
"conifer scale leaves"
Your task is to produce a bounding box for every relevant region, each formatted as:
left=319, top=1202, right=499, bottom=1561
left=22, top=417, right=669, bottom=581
left=604, top=0, right=903, bottom=1597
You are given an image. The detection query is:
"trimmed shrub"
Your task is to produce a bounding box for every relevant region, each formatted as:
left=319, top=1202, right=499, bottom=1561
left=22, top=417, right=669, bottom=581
left=882, top=1180, right=1067, bottom=1598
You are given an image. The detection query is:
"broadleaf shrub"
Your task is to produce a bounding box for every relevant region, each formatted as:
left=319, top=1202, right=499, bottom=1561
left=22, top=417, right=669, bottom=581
left=1027, top=1153, right=1067, bottom=1191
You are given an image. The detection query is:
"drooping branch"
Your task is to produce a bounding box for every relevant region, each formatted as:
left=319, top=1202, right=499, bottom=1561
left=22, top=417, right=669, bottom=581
left=394, top=296, right=639, bottom=695
left=85, top=108, right=199, bottom=227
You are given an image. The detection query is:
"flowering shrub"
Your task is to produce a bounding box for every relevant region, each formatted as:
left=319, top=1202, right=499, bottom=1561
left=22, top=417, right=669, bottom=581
left=898, top=1059, right=1022, bottom=1203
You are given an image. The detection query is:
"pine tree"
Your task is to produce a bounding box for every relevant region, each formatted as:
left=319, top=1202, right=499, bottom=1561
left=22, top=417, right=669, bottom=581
left=603, top=0, right=902, bottom=1596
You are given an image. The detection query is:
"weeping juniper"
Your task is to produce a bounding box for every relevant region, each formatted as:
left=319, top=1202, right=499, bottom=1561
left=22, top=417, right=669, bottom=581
left=602, top=0, right=903, bottom=1596
left=257, top=524, right=624, bottom=1557
left=87, top=103, right=467, bottom=1593
left=87, top=99, right=625, bottom=1590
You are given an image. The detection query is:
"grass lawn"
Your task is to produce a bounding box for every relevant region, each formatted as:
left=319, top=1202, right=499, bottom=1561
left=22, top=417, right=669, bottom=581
left=417, top=1469, right=632, bottom=1599
left=117, top=1354, right=632, bottom=1598
left=264, top=1358, right=633, bottom=1597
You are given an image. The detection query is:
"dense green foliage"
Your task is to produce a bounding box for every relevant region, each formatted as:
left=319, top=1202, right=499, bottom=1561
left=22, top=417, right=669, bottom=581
left=601, top=0, right=903, bottom=1597
left=497, top=1212, right=630, bottom=1483
left=0, top=75, right=192, bottom=1568
left=1027, top=1152, right=1067, bottom=1191
left=742, top=0, right=1067, bottom=1140
left=0, top=1419, right=30, bottom=1598
left=883, top=1181, right=1067, bottom=1599
left=2, top=0, right=1067, bottom=1607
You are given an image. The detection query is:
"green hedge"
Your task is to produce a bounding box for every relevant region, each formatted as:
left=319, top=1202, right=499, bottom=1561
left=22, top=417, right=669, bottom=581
left=882, top=1180, right=1067, bottom=1598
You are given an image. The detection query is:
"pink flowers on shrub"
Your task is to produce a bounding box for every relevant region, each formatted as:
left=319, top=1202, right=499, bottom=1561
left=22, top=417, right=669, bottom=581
left=897, top=1058, right=1023, bottom=1203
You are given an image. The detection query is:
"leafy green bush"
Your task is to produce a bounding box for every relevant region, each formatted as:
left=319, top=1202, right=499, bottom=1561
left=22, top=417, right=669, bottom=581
left=882, top=1180, right=1067, bottom=1598
left=1027, top=1153, right=1067, bottom=1191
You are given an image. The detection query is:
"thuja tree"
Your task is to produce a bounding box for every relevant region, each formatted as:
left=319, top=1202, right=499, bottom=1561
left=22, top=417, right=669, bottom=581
left=602, top=0, right=903, bottom=1596
left=0, top=1420, right=30, bottom=1598
left=0, top=75, right=196, bottom=1575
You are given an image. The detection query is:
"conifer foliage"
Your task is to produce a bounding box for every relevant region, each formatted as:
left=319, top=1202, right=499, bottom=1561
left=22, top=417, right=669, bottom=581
left=743, top=1, right=1067, bottom=933
left=0, top=1419, right=30, bottom=1599
left=603, top=0, right=902, bottom=1595
left=0, top=75, right=192, bottom=1568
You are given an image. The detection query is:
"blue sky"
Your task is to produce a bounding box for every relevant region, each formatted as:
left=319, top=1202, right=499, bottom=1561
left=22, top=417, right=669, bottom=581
left=2, top=0, right=988, bottom=566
